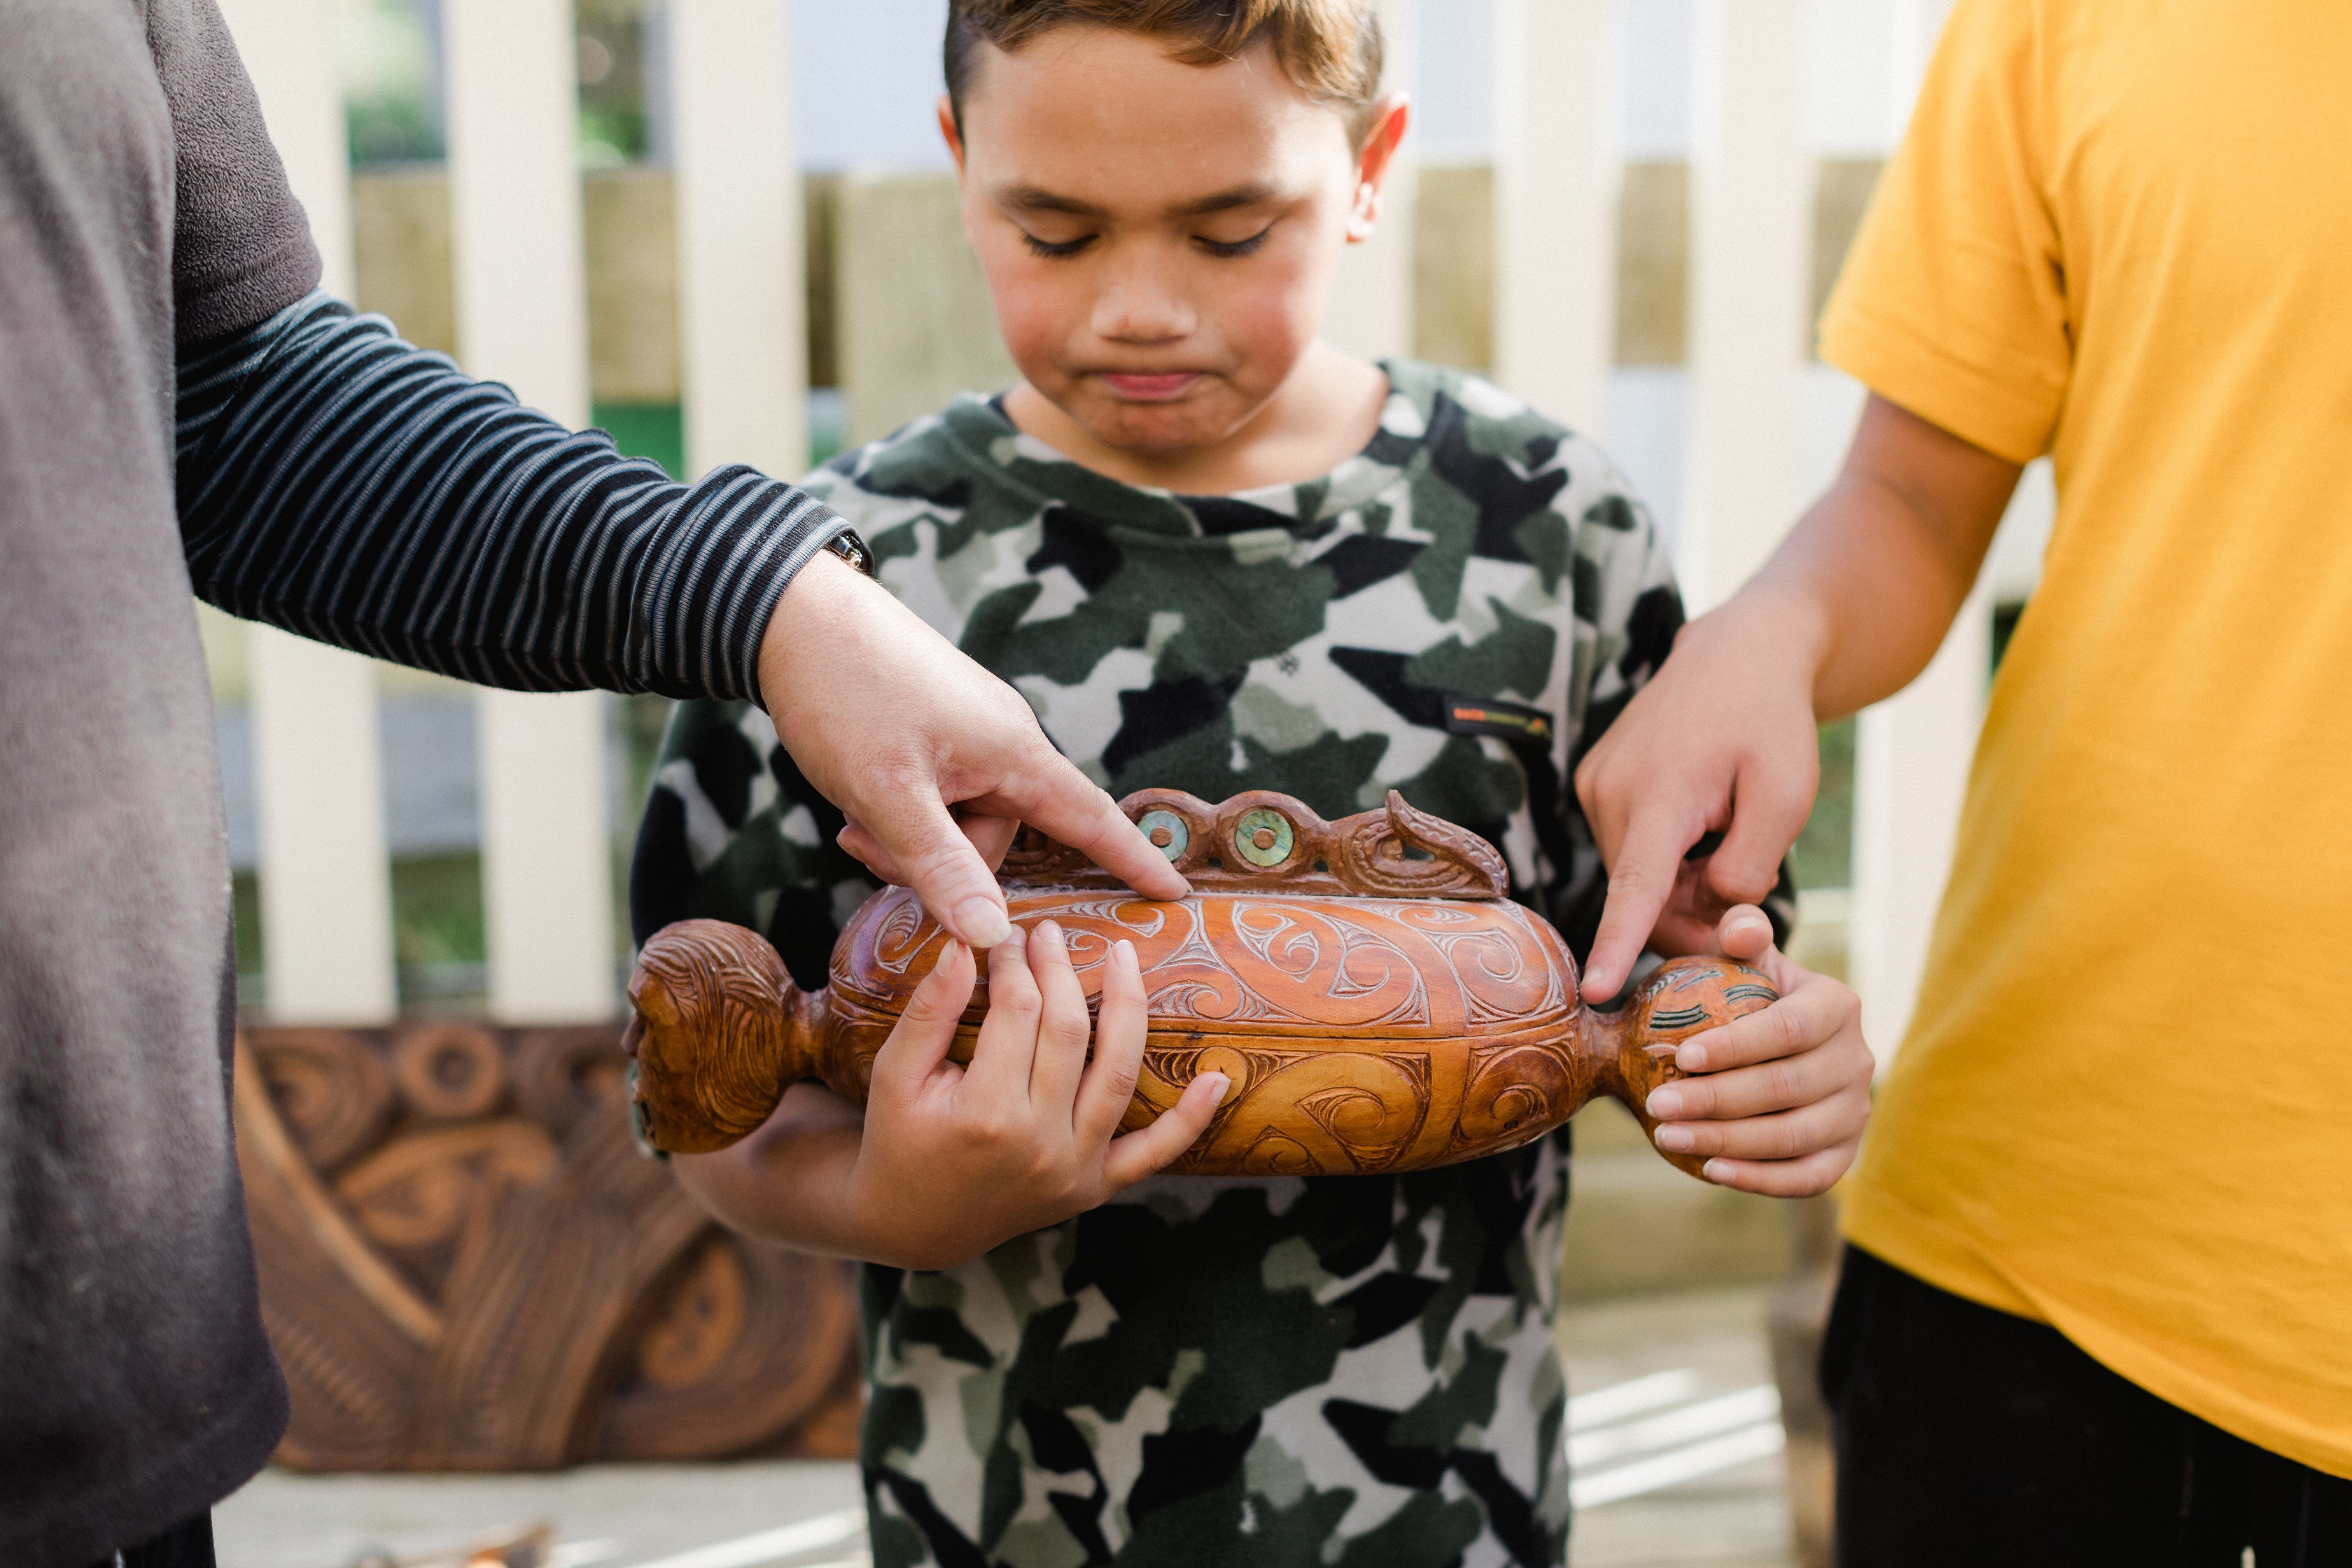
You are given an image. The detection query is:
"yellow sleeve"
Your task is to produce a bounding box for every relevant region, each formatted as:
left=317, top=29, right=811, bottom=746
left=1818, top=0, right=2070, bottom=465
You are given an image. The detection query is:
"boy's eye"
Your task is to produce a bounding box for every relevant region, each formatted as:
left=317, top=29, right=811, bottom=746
left=1196, top=223, right=1275, bottom=260
left=1021, top=231, right=1095, bottom=259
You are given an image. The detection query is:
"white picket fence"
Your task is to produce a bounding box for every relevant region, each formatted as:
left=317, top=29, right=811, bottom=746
left=216, top=0, right=2000, bottom=1065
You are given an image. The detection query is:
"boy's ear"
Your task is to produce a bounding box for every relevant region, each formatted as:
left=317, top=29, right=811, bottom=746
left=1347, top=93, right=1412, bottom=243
left=937, top=95, right=968, bottom=174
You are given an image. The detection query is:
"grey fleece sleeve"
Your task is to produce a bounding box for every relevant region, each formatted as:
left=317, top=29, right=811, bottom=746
left=177, top=293, right=861, bottom=701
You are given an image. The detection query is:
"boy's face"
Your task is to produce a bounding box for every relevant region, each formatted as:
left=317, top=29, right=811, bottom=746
left=944, top=27, right=1403, bottom=459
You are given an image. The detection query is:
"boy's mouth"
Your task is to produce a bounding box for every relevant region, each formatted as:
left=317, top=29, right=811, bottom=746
left=1097, top=372, right=1203, bottom=402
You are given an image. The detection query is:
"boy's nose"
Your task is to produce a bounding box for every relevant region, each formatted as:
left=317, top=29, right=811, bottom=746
left=1091, top=276, right=1196, bottom=344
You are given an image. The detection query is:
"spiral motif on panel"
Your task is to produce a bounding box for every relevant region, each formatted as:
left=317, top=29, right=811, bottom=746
left=251, top=1029, right=397, bottom=1172
left=392, top=1023, right=508, bottom=1121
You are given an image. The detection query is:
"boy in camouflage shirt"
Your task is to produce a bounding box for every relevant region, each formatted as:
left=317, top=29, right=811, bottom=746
left=640, top=4, right=1874, bottom=1564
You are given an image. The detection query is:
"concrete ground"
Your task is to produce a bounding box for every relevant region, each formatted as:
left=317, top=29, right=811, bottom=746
left=1557, top=1287, right=1795, bottom=1568
left=215, top=1285, right=1791, bottom=1568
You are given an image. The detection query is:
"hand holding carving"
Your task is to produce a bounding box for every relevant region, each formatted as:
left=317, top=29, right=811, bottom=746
left=1628, top=906, right=1872, bottom=1194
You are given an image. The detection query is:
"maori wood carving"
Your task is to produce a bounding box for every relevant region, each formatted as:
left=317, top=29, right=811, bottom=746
left=629, top=790, right=1777, bottom=1177
left=235, top=1021, right=860, bottom=1471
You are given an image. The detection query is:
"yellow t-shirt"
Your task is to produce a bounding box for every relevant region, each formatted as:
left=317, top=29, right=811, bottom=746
left=1821, top=0, right=2352, bottom=1472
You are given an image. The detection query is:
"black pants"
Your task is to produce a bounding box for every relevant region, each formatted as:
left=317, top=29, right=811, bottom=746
left=1823, top=1245, right=2352, bottom=1566
left=88, top=1513, right=214, bottom=1568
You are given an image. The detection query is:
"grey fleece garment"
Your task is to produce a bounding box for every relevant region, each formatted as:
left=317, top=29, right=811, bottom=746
left=0, top=4, right=315, bottom=1562
left=2, top=2, right=849, bottom=1561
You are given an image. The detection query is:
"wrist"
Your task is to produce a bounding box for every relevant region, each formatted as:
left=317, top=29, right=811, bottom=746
left=758, top=546, right=885, bottom=738
left=1676, top=587, right=1835, bottom=717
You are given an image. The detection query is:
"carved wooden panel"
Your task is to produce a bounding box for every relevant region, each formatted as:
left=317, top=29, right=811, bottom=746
left=236, top=1022, right=860, bottom=1471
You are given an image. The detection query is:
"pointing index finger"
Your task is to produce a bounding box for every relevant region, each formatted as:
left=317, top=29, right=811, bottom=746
left=1581, top=811, right=1693, bottom=1002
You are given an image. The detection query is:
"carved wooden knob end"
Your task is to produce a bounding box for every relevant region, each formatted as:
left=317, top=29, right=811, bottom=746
left=1601, top=956, right=1782, bottom=1180
left=629, top=920, right=809, bottom=1155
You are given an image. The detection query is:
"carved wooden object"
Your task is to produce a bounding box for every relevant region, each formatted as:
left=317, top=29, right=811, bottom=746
left=628, top=790, right=1777, bottom=1179
left=234, top=1021, right=860, bottom=1471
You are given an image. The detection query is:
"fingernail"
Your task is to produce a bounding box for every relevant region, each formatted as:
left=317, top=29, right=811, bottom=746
left=1676, top=1043, right=1709, bottom=1072
left=1203, top=1072, right=1231, bottom=1107
left=1646, top=1086, right=1684, bottom=1119
left=1702, top=1158, right=1733, bottom=1184
left=1113, top=939, right=1139, bottom=975
left=1654, top=1123, right=1695, bottom=1152
left=956, top=896, right=1012, bottom=948
left=1036, top=918, right=1063, bottom=948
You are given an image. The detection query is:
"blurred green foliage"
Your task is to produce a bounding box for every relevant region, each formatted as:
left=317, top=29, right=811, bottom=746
left=1792, top=718, right=1856, bottom=892
left=340, top=0, right=442, bottom=164
left=592, top=403, right=685, bottom=480
left=339, top=0, right=658, bottom=169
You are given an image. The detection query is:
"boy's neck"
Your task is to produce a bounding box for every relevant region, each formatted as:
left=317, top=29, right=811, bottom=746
left=1002, top=343, right=1391, bottom=497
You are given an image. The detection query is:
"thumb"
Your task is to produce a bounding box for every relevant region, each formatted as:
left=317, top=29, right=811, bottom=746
left=1706, top=904, right=1777, bottom=964
left=1707, top=759, right=1815, bottom=910
left=1103, top=1072, right=1230, bottom=1189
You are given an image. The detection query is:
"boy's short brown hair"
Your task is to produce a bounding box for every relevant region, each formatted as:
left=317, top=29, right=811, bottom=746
left=945, top=0, right=1386, bottom=145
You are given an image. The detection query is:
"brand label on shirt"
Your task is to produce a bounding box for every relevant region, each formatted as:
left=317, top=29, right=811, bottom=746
left=1444, top=696, right=1554, bottom=746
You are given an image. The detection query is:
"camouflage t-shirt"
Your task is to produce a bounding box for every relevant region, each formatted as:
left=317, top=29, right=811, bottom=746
left=632, top=361, right=1756, bottom=1568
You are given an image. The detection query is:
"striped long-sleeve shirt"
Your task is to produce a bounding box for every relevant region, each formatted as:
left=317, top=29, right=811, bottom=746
left=176, top=290, right=857, bottom=701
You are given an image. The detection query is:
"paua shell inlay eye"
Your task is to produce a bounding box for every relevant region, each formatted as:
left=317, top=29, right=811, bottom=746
left=1138, top=809, right=1190, bottom=860
left=1234, top=808, right=1296, bottom=867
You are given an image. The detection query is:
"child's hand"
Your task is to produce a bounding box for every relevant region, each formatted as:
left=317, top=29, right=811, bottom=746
left=1644, top=904, right=1872, bottom=1196
left=841, top=920, right=1228, bottom=1272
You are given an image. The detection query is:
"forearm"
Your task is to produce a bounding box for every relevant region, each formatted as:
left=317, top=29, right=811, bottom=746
left=670, top=1083, right=876, bottom=1261
left=1739, top=479, right=1983, bottom=719
left=176, top=293, right=854, bottom=699
left=1700, top=393, right=2022, bottom=722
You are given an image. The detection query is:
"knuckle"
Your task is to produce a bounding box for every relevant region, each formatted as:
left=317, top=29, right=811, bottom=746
left=1098, top=1056, right=1142, bottom=1103
left=1772, top=1116, right=1806, bottom=1161
left=972, top=1110, right=1022, bottom=1147
left=1607, top=861, right=1660, bottom=895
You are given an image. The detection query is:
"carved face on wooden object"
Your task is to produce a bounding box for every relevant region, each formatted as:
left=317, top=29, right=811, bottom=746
left=627, top=789, right=1776, bottom=1179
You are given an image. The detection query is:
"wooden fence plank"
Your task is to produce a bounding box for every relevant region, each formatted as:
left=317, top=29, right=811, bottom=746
left=671, top=0, right=806, bottom=478
left=218, top=0, right=398, bottom=1021
left=1323, top=0, right=1417, bottom=364
left=444, top=0, right=617, bottom=1022
left=1679, top=0, right=1811, bottom=613
left=1492, top=0, right=1618, bottom=436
